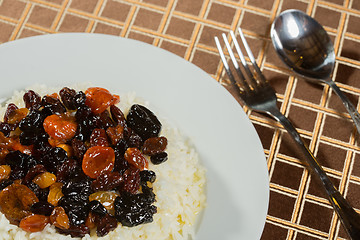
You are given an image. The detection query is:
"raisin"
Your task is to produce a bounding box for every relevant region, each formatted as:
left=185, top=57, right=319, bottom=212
left=42, top=147, right=68, bottom=173
left=90, top=128, right=109, bottom=147
left=19, top=110, right=45, bottom=133
left=110, top=105, right=126, bottom=127
left=140, top=170, right=156, bottom=184
left=23, top=90, right=41, bottom=110
left=89, top=191, right=119, bottom=215
left=71, top=138, right=87, bottom=160
left=50, top=206, right=70, bottom=230
left=98, top=110, right=114, bottom=129
left=124, top=148, right=148, bottom=170
left=23, top=164, right=47, bottom=185
left=85, top=87, right=120, bottom=114
left=43, top=114, right=77, bottom=141
left=126, top=104, right=161, bottom=140
left=0, top=165, right=11, bottom=181
left=91, top=171, right=123, bottom=192
left=58, top=196, right=89, bottom=226
left=121, top=167, right=140, bottom=194
left=56, top=224, right=90, bottom=238
left=0, top=183, right=39, bottom=224
left=143, top=136, right=167, bottom=155
left=59, top=87, right=77, bottom=110
left=32, top=172, right=57, bottom=189
left=106, top=125, right=124, bottom=145
left=88, top=200, right=107, bottom=216
left=19, top=214, right=50, bottom=232
left=0, top=122, right=16, bottom=137
left=4, top=103, right=18, bottom=123
left=30, top=201, right=54, bottom=216
left=6, top=108, right=29, bottom=125
left=56, top=158, right=81, bottom=183
left=5, top=151, right=37, bottom=179
left=150, top=152, right=168, bottom=165
left=0, top=179, right=13, bottom=190
left=41, top=95, right=66, bottom=116
left=96, top=214, right=118, bottom=237
left=62, top=176, right=92, bottom=202
left=48, top=182, right=64, bottom=206
left=73, top=91, right=87, bottom=109
left=82, top=146, right=115, bottom=179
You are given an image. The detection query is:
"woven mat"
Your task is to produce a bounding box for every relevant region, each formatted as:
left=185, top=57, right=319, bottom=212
left=0, top=0, right=360, bottom=239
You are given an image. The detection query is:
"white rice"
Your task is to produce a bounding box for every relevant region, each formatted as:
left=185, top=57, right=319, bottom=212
left=0, top=84, right=206, bottom=240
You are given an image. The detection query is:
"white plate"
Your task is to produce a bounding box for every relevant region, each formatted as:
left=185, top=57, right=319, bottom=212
left=0, top=33, right=269, bottom=240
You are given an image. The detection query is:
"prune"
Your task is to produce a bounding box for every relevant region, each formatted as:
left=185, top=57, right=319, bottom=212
left=85, top=87, right=119, bottom=114
left=110, top=105, right=126, bottom=127
left=0, top=122, right=16, bottom=137
left=4, top=103, right=18, bottom=123
left=43, top=114, right=77, bottom=141
left=90, top=129, right=109, bottom=147
left=41, top=96, right=66, bottom=116
left=91, top=171, right=123, bottom=191
left=121, top=167, right=140, bottom=194
left=62, top=176, right=92, bottom=202
left=71, top=138, right=87, bottom=160
left=19, top=214, right=50, bottom=232
left=42, top=147, right=68, bottom=172
left=59, top=87, right=77, bottom=110
left=0, top=179, right=13, bottom=190
left=19, top=110, right=45, bottom=133
left=150, top=152, right=168, bottom=165
left=73, top=91, right=86, bottom=108
left=140, top=170, right=156, bottom=184
left=96, top=214, right=118, bottom=237
left=31, top=201, right=55, bottom=216
left=56, top=158, right=81, bottom=183
left=126, top=104, right=161, bottom=140
left=82, top=146, right=115, bottom=179
left=58, top=196, right=89, bottom=226
left=56, top=224, right=90, bottom=238
left=23, top=90, right=41, bottom=110
left=114, top=190, right=157, bottom=227
left=50, top=206, right=70, bottom=230
left=124, top=148, right=148, bottom=170
left=0, top=183, right=39, bottom=224
left=88, top=200, right=107, bottom=216
left=143, top=137, right=167, bottom=155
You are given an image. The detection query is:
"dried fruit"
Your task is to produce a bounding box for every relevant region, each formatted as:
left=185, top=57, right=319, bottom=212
left=43, top=114, right=77, bottom=141
left=89, top=191, right=119, bottom=215
left=50, top=206, right=70, bottom=229
left=19, top=214, right=50, bottom=232
left=59, top=87, right=77, bottom=110
left=91, top=171, right=123, bottom=192
left=0, top=165, right=11, bottom=181
left=48, top=182, right=64, bottom=206
left=150, top=152, right=168, bottom=165
left=23, top=90, right=41, bottom=110
left=82, top=146, right=115, bottom=179
left=6, top=108, right=29, bottom=125
left=106, top=125, right=124, bottom=145
left=124, top=147, right=148, bottom=170
left=32, top=172, right=57, bottom=188
left=0, top=183, right=39, bottom=224
left=121, top=167, right=140, bottom=194
left=96, top=214, right=118, bottom=237
left=142, top=136, right=167, bottom=155
left=90, top=129, right=109, bottom=147
left=30, top=201, right=55, bottom=216
left=85, top=87, right=120, bottom=114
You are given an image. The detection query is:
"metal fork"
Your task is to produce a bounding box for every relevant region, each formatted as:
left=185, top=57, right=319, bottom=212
left=215, top=28, right=360, bottom=240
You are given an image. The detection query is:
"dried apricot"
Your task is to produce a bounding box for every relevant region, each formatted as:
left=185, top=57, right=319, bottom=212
left=89, top=191, right=119, bottom=216
left=124, top=148, right=148, bottom=170
left=85, top=87, right=120, bottom=114
left=19, top=214, right=50, bottom=232
left=0, top=183, right=39, bottom=224
left=32, top=172, right=57, bottom=189
left=82, top=146, right=115, bottom=179
left=0, top=165, right=11, bottom=181
left=50, top=206, right=70, bottom=230
left=48, top=182, right=64, bottom=206
left=43, top=113, right=77, bottom=141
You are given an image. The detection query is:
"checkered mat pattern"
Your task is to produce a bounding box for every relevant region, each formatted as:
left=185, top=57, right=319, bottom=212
left=0, top=0, right=360, bottom=239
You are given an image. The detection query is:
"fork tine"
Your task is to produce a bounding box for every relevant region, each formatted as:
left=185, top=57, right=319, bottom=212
left=238, top=27, right=267, bottom=83
left=214, top=36, right=242, bottom=95
left=221, top=33, right=251, bottom=92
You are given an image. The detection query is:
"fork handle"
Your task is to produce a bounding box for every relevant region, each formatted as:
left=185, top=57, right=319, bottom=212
left=268, top=106, right=360, bottom=239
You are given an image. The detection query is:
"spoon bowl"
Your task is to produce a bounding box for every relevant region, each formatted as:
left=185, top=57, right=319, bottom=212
left=271, top=9, right=360, bottom=135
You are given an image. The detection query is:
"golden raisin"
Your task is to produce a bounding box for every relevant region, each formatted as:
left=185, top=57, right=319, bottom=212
left=85, top=87, right=120, bottom=114
left=47, top=182, right=64, bottom=206
left=10, top=137, right=33, bottom=155
left=82, top=146, right=115, bottom=179
left=85, top=212, right=96, bottom=229
left=50, top=206, right=70, bottom=230
left=32, top=172, right=57, bottom=189
left=0, top=165, right=11, bottom=181
left=43, top=113, right=77, bottom=141
left=124, top=148, right=148, bottom=170
left=7, top=108, right=29, bottom=125
left=0, top=184, right=39, bottom=224
left=19, top=214, right=50, bottom=232
left=89, top=191, right=119, bottom=216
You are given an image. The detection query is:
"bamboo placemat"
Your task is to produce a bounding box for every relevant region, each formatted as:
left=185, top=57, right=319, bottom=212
left=0, top=0, right=359, bottom=239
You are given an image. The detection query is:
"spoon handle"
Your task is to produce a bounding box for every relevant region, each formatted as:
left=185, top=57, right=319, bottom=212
left=327, top=80, right=360, bottom=135
left=268, top=106, right=360, bottom=239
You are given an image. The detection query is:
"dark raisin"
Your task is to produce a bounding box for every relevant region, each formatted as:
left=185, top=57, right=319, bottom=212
left=142, top=137, right=167, bottom=155
left=41, top=96, right=66, bottom=116
left=98, top=110, right=114, bottom=129
left=150, top=152, right=168, bottom=165
left=42, top=147, right=68, bottom=173
left=62, top=176, right=92, bottom=202
left=19, top=130, right=48, bottom=146
left=0, top=179, right=13, bottom=190
left=32, top=140, right=52, bottom=159
left=58, top=197, right=89, bottom=226
left=88, top=200, right=107, bottom=216
left=120, top=167, right=140, bottom=194
left=30, top=201, right=54, bottom=216
left=23, top=90, right=41, bottom=110
left=5, top=150, right=37, bottom=172
left=0, top=122, right=16, bottom=137
left=56, top=159, right=81, bottom=183
left=27, top=182, right=49, bottom=202
left=96, top=214, right=118, bottom=237
left=76, top=107, right=100, bottom=140
left=56, top=224, right=90, bottom=238
left=140, top=170, right=156, bottom=184
left=126, top=104, right=161, bottom=140
left=4, top=103, right=18, bottom=123
left=90, top=128, right=109, bottom=147
left=91, top=171, right=123, bottom=192
left=19, top=110, right=45, bottom=133
left=110, top=105, right=126, bottom=127
left=71, top=138, right=87, bottom=160
left=73, top=91, right=86, bottom=109
left=128, top=132, right=143, bottom=149
left=59, top=87, right=77, bottom=110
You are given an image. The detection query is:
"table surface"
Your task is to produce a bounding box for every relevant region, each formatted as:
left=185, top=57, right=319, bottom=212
left=0, top=0, right=359, bottom=239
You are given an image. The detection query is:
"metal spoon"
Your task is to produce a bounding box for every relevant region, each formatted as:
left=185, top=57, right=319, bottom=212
left=271, top=9, right=360, bottom=135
